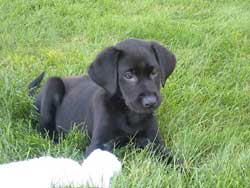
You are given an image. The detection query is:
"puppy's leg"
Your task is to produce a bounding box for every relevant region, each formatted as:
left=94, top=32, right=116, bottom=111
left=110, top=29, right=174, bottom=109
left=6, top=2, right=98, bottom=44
left=85, top=135, right=128, bottom=156
left=85, top=131, right=129, bottom=156
left=101, top=135, right=130, bottom=152
left=135, top=120, right=174, bottom=165
left=39, top=77, right=65, bottom=141
left=135, top=135, right=174, bottom=163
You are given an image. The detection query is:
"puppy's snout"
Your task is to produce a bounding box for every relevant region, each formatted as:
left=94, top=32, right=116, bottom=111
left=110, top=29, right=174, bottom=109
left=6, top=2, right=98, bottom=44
left=142, top=95, right=157, bottom=108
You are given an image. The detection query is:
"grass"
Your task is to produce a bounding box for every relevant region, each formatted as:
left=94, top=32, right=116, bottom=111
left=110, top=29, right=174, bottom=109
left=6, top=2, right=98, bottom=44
left=0, top=0, right=250, bottom=187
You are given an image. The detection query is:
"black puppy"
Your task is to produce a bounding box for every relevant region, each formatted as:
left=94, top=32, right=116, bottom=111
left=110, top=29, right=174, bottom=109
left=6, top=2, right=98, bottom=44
left=30, top=39, right=176, bottom=162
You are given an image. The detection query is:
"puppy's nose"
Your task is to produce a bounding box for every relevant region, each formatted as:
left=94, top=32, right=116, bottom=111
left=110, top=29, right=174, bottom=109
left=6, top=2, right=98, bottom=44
left=142, top=96, right=157, bottom=108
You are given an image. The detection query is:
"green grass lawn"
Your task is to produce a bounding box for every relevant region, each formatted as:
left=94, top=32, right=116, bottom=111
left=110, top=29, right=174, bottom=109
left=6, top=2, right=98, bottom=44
left=0, top=0, right=250, bottom=187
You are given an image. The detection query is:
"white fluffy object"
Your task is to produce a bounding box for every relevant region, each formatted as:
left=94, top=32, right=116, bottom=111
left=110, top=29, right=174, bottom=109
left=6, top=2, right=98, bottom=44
left=0, top=149, right=122, bottom=188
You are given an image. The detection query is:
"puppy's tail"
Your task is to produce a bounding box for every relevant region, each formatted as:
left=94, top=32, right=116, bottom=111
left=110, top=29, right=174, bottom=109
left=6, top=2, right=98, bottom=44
left=28, top=72, right=45, bottom=97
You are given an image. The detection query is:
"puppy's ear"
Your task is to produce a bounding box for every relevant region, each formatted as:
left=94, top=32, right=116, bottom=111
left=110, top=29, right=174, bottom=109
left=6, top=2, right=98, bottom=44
left=88, top=46, right=120, bottom=95
left=151, top=41, right=176, bottom=87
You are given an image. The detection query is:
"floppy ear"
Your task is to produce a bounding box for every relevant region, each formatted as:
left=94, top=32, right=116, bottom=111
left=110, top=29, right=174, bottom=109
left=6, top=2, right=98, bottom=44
left=88, top=46, right=120, bottom=95
left=151, top=41, right=176, bottom=87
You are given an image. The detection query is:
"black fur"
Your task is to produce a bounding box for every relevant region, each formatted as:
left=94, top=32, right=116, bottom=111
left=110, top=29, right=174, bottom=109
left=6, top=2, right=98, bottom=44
left=28, top=71, right=45, bottom=96
left=30, top=39, right=176, bottom=163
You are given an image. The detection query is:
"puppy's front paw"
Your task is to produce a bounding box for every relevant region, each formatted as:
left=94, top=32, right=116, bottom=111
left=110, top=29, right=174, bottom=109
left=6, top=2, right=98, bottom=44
left=135, top=137, right=151, bottom=148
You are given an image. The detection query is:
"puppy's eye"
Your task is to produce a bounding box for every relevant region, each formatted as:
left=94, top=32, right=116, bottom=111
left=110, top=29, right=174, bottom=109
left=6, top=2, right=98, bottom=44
left=150, top=69, right=158, bottom=78
left=123, top=71, right=137, bottom=82
left=124, top=72, right=134, bottom=79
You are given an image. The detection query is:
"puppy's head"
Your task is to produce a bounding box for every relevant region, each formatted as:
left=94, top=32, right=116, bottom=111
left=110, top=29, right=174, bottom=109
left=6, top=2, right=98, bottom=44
left=88, top=39, right=176, bottom=113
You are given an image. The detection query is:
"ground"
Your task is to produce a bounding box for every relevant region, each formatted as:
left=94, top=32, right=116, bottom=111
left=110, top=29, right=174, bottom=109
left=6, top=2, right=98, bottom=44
left=0, top=0, right=250, bottom=187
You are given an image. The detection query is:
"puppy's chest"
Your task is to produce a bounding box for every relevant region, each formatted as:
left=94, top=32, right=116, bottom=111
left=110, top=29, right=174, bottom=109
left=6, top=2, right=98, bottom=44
left=115, top=112, right=152, bottom=134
